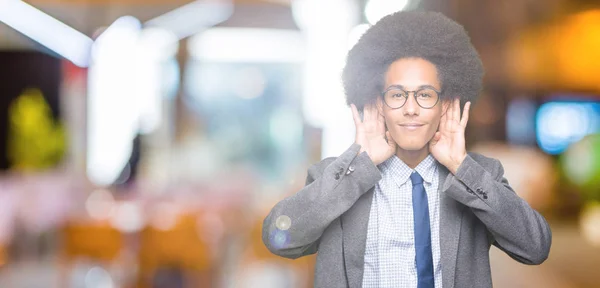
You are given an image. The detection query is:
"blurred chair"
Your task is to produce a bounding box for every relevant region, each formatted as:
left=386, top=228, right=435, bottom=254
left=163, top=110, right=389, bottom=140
left=60, top=220, right=124, bottom=287
left=233, top=209, right=316, bottom=288
left=62, top=221, right=123, bottom=261
left=137, top=212, right=215, bottom=288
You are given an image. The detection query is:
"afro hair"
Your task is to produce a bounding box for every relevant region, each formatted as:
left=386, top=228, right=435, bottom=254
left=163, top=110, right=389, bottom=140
left=342, top=11, right=484, bottom=110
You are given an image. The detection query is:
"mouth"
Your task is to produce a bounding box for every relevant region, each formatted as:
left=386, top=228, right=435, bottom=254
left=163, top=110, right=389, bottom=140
left=398, top=123, right=425, bottom=131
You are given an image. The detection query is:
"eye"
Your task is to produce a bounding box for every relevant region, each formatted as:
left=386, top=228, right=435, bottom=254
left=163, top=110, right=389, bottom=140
left=390, top=91, right=407, bottom=98
left=417, top=91, right=432, bottom=98
left=417, top=88, right=439, bottom=99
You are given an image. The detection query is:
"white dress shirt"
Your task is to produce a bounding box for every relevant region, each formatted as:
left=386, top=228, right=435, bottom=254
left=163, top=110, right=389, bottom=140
left=362, top=154, right=442, bottom=288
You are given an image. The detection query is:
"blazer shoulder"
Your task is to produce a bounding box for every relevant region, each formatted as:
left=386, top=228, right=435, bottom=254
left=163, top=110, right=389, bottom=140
left=466, top=151, right=504, bottom=178
left=466, top=151, right=498, bottom=166
left=306, top=142, right=365, bottom=182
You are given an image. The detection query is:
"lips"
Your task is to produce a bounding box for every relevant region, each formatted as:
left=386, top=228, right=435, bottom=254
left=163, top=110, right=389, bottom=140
left=399, top=123, right=425, bottom=131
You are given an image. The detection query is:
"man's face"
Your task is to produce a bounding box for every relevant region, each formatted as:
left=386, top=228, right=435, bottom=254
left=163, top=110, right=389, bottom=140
left=377, top=57, right=449, bottom=154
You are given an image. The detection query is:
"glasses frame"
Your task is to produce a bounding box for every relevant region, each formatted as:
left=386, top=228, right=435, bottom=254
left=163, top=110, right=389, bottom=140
left=381, top=86, right=442, bottom=109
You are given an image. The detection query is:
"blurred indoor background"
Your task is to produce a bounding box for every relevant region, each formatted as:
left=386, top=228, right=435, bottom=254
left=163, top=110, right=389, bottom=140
left=0, top=0, right=599, bottom=287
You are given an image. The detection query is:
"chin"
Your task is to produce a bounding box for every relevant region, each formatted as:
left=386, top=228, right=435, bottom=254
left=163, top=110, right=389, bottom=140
left=397, top=142, right=427, bottom=152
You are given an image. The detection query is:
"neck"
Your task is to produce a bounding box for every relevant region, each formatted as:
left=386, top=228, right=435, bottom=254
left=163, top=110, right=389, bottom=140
left=396, top=147, right=430, bottom=169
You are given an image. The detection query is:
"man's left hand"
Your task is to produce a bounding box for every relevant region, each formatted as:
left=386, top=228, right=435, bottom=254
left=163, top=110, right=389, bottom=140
left=429, top=98, right=470, bottom=175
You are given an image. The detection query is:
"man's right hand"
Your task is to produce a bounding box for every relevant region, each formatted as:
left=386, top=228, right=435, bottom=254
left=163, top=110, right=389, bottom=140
left=351, top=97, right=397, bottom=166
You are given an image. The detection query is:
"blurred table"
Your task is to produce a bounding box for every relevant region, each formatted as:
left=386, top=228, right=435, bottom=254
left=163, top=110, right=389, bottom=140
left=0, top=220, right=597, bottom=287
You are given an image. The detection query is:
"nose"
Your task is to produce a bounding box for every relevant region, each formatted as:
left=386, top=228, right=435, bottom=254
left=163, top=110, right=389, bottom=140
left=403, top=93, right=420, bottom=116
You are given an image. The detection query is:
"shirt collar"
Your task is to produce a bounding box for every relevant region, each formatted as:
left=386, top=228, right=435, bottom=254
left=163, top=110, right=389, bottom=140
left=379, top=154, right=438, bottom=187
left=414, top=154, right=438, bottom=184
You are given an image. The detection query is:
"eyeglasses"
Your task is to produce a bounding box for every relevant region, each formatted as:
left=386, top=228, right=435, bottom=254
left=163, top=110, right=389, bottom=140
left=381, top=86, right=441, bottom=109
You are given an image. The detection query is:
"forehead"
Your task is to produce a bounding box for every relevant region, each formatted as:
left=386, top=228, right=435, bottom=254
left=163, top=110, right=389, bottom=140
left=384, top=58, right=440, bottom=90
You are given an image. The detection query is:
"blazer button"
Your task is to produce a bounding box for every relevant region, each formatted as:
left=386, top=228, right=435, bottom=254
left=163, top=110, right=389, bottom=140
left=346, top=165, right=355, bottom=175
left=483, top=195, right=488, bottom=200
left=476, top=188, right=483, bottom=194
left=335, top=173, right=340, bottom=180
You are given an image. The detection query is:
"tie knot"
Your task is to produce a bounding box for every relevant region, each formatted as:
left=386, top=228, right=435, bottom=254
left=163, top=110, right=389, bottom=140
left=410, top=171, right=423, bottom=185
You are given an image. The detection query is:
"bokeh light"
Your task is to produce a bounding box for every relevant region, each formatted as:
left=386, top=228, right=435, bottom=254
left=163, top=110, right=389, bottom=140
left=536, top=101, right=600, bottom=155
left=580, top=202, right=600, bottom=247
left=365, top=0, right=411, bottom=25
left=561, top=134, right=600, bottom=199
left=269, top=229, right=290, bottom=250
left=85, top=189, right=116, bottom=221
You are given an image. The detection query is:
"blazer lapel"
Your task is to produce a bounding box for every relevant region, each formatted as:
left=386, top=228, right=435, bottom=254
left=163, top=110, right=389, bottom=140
left=438, top=164, right=464, bottom=288
left=341, top=188, right=374, bottom=288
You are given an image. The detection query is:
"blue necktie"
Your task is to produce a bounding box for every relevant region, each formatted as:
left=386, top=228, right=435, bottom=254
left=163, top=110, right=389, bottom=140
left=411, top=171, right=435, bottom=288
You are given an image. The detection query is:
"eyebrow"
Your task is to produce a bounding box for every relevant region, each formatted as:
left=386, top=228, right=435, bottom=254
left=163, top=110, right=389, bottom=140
left=385, top=84, right=440, bottom=91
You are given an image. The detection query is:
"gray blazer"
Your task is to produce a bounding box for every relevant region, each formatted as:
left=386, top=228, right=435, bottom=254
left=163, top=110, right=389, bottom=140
left=263, top=143, right=551, bottom=288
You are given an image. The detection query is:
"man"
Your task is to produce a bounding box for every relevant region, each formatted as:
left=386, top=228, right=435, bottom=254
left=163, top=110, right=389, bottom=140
left=262, top=11, right=551, bottom=288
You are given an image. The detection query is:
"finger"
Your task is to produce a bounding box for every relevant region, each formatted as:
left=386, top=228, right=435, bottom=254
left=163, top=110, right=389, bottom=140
left=369, top=104, right=379, bottom=130
left=368, top=103, right=377, bottom=123
left=449, top=98, right=459, bottom=130
left=444, top=99, right=453, bottom=130
left=460, top=101, right=471, bottom=127
left=445, top=99, right=452, bottom=122
left=376, top=98, right=386, bottom=133
left=439, top=107, right=447, bottom=131
left=363, top=103, right=372, bottom=124
left=351, top=104, right=362, bottom=126
left=454, top=98, right=460, bottom=123
left=447, top=98, right=452, bottom=121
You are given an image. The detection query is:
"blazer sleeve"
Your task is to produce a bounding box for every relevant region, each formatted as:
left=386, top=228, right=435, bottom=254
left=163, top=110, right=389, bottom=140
left=262, top=143, right=382, bottom=259
left=441, top=153, right=552, bottom=265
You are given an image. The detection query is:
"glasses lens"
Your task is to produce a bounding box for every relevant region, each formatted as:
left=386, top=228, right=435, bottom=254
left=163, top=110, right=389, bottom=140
left=384, top=89, right=407, bottom=108
left=415, top=88, right=439, bottom=108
